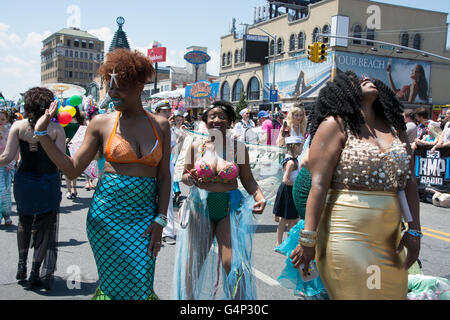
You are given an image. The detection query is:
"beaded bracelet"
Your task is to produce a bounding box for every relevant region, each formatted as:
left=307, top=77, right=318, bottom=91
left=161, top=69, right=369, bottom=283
left=407, top=229, right=423, bottom=238
left=154, top=214, right=168, bottom=228
left=34, top=131, right=48, bottom=136
left=300, top=230, right=317, bottom=239
left=299, top=237, right=316, bottom=247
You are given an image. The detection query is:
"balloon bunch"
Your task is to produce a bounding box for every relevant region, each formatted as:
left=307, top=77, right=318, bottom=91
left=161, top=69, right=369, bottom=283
left=56, top=95, right=82, bottom=127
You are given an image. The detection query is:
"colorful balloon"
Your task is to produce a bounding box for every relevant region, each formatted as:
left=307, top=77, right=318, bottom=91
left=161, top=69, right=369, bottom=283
left=65, top=98, right=71, bottom=106
left=69, top=95, right=82, bottom=107
left=62, top=106, right=77, bottom=117
left=58, top=111, right=72, bottom=125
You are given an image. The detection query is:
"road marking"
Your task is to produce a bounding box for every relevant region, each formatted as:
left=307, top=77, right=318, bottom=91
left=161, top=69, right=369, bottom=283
left=422, top=232, right=450, bottom=243
left=422, top=227, right=450, bottom=238
left=175, top=222, right=281, bottom=287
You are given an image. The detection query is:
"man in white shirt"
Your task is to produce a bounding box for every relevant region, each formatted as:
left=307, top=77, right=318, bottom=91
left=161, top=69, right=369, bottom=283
left=431, top=109, right=450, bottom=153
left=154, top=100, right=176, bottom=245
left=404, top=109, right=417, bottom=144
left=233, top=108, right=255, bottom=142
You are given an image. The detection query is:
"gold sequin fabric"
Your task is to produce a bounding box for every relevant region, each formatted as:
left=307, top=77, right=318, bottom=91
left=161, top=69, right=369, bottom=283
left=332, top=130, right=411, bottom=191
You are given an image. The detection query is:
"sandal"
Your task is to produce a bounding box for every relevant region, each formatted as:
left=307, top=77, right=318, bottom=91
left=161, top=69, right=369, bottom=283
left=67, top=192, right=74, bottom=199
left=5, top=217, right=12, bottom=226
left=72, top=192, right=78, bottom=199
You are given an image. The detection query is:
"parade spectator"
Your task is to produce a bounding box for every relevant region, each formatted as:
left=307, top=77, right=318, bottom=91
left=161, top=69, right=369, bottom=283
left=34, top=49, right=172, bottom=300
left=258, top=110, right=280, bottom=145
left=289, top=71, right=421, bottom=299
left=404, top=109, right=418, bottom=144
left=0, top=87, right=65, bottom=290
left=0, top=111, right=16, bottom=226
left=64, top=107, right=85, bottom=199
left=415, top=107, right=429, bottom=140
left=174, top=100, right=266, bottom=300
left=233, top=108, right=255, bottom=142
left=277, top=103, right=307, bottom=147
left=155, top=100, right=176, bottom=245
left=273, top=136, right=303, bottom=249
left=431, top=109, right=450, bottom=153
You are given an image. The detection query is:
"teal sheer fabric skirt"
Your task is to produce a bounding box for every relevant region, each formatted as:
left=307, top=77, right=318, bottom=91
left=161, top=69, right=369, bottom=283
left=87, top=173, right=159, bottom=300
left=172, top=187, right=257, bottom=300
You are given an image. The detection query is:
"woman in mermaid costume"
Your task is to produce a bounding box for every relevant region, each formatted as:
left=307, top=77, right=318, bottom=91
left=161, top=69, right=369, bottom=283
left=276, top=136, right=328, bottom=299
left=173, top=100, right=266, bottom=300
left=35, top=49, right=172, bottom=300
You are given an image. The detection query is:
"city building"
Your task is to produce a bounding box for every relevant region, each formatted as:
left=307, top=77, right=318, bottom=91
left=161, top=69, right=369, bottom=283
left=219, top=0, right=450, bottom=113
left=41, top=27, right=104, bottom=90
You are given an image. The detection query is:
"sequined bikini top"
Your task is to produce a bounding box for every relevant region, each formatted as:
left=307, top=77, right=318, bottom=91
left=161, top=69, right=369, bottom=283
left=332, top=128, right=412, bottom=191
left=194, top=141, right=239, bottom=183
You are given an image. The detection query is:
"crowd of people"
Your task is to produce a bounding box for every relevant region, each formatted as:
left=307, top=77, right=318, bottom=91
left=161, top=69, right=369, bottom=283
left=1, top=48, right=449, bottom=300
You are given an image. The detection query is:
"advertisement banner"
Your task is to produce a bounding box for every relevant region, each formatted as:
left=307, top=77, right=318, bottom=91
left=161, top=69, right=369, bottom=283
left=263, top=52, right=334, bottom=100
left=185, top=81, right=219, bottom=109
left=335, top=51, right=432, bottom=104
left=414, top=145, right=450, bottom=193
left=148, top=47, right=167, bottom=63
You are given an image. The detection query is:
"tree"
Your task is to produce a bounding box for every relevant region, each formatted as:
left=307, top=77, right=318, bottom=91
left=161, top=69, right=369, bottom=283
left=235, top=91, right=248, bottom=121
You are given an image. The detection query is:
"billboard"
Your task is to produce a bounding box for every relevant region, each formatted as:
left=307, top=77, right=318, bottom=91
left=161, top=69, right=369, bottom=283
left=262, top=51, right=432, bottom=103
left=244, top=34, right=269, bottom=64
left=263, top=52, right=334, bottom=100
left=335, top=51, right=432, bottom=104
left=148, top=47, right=167, bottom=63
left=185, top=81, right=219, bottom=108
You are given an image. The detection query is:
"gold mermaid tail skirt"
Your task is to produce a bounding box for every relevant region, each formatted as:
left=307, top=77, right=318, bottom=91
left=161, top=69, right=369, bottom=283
left=316, top=189, right=408, bottom=300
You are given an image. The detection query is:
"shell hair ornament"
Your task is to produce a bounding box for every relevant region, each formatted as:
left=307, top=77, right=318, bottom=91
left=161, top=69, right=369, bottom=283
left=109, top=68, right=120, bottom=89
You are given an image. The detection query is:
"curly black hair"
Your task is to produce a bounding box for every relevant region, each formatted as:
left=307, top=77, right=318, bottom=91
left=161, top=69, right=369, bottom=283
left=308, top=70, right=406, bottom=139
left=202, top=100, right=236, bottom=124
left=23, top=87, right=54, bottom=128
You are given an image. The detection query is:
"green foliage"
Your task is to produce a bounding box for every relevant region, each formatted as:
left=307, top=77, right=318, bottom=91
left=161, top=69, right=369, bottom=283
left=235, top=91, right=248, bottom=120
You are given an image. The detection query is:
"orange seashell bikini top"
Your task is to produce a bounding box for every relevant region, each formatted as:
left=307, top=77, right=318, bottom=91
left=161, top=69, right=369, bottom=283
left=105, top=112, right=162, bottom=167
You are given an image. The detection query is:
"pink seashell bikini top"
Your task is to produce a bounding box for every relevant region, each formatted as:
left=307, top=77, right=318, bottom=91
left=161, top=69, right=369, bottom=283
left=194, top=141, right=239, bottom=182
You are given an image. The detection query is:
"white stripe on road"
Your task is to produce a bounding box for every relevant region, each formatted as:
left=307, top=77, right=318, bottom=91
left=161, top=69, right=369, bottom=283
left=174, top=222, right=280, bottom=287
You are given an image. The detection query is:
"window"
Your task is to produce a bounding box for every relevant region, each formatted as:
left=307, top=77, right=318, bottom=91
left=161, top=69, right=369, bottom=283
left=352, top=25, right=362, bottom=44
left=74, top=61, right=78, bottom=68
left=289, top=34, right=296, bottom=51
left=65, top=50, right=68, bottom=57
left=89, top=41, right=94, bottom=49
left=74, top=39, right=79, bottom=47
left=322, top=25, right=330, bottom=44
left=232, top=79, right=244, bottom=101
left=89, top=63, right=93, bottom=71
left=221, top=81, right=230, bottom=101
left=82, top=40, right=87, bottom=48
left=227, top=52, right=231, bottom=65
left=247, top=77, right=260, bottom=100
left=235, top=50, right=239, bottom=64
left=366, top=29, right=375, bottom=46
left=67, top=40, right=71, bottom=47
left=413, top=34, right=421, bottom=50
left=240, top=48, right=244, bottom=62
left=269, top=40, right=275, bottom=56
left=75, top=51, right=78, bottom=58
left=277, top=37, right=283, bottom=54
left=401, top=32, right=409, bottom=47
left=298, top=32, right=305, bottom=50
left=90, top=53, right=93, bottom=60
left=222, top=54, right=226, bottom=67
left=74, top=72, right=78, bottom=79
left=312, top=27, right=320, bottom=42
left=69, top=71, right=73, bottom=78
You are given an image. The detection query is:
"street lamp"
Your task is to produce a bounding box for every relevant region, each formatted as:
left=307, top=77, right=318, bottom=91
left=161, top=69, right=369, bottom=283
left=241, top=23, right=277, bottom=114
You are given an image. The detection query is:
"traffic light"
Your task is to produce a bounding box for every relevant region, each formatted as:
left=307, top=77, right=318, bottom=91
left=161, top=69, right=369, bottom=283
left=317, top=42, right=328, bottom=63
left=308, top=43, right=318, bottom=63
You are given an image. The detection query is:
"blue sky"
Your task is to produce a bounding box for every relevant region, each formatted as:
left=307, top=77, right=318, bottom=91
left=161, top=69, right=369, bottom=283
left=1, top=0, right=449, bottom=101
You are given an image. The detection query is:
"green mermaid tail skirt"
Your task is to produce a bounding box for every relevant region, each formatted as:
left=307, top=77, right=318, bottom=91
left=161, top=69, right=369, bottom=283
left=87, top=173, right=158, bottom=300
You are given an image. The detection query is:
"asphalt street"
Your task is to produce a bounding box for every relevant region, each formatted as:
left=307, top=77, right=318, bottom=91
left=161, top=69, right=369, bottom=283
left=0, top=177, right=449, bottom=300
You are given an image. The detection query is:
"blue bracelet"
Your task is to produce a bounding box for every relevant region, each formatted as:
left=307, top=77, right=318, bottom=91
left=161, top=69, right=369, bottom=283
left=34, top=130, right=48, bottom=136
left=154, top=214, right=168, bottom=228
left=407, top=229, right=423, bottom=238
